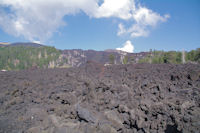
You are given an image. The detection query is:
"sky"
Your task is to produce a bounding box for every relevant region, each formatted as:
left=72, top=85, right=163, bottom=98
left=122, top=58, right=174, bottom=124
left=0, top=0, right=199, bottom=53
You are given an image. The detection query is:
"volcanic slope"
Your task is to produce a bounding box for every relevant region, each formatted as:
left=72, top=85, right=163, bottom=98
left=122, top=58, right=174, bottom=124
left=0, top=62, right=200, bottom=133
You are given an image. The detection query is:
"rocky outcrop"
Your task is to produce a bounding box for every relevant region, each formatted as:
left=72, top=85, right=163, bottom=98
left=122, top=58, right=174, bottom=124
left=61, top=49, right=149, bottom=67
left=0, top=63, right=200, bottom=133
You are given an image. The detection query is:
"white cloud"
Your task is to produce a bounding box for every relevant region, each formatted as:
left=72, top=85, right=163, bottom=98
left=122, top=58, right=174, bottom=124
left=0, top=0, right=98, bottom=42
left=128, top=24, right=149, bottom=38
left=133, top=7, right=169, bottom=27
left=0, top=0, right=170, bottom=42
left=94, top=0, right=134, bottom=20
left=116, top=40, right=134, bottom=53
left=117, top=6, right=170, bottom=38
left=33, top=40, right=41, bottom=44
left=117, top=23, right=126, bottom=36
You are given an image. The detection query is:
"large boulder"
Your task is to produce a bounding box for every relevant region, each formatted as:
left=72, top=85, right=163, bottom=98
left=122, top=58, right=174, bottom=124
left=104, top=110, right=123, bottom=130
left=76, top=104, right=97, bottom=124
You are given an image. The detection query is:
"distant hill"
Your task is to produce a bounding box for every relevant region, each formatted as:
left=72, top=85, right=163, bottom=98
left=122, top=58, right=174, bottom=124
left=10, top=42, right=44, bottom=47
left=0, top=42, right=44, bottom=47
left=0, top=42, right=10, bottom=46
left=0, top=42, right=199, bottom=71
left=0, top=44, right=150, bottom=70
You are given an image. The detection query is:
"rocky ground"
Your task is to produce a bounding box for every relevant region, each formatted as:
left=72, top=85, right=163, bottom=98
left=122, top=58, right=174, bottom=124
left=0, top=62, right=200, bottom=133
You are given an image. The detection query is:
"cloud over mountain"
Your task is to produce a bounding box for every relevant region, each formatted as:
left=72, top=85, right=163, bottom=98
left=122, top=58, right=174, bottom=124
left=116, top=40, right=134, bottom=53
left=0, top=0, right=169, bottom=42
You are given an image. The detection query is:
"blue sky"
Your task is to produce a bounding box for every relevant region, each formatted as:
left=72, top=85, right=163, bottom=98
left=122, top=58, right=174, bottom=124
left=0, top=0, right=199, bottom=53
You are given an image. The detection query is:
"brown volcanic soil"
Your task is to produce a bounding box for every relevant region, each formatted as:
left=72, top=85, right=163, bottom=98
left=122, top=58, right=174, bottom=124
left=0, top=63, right=200, bottom=133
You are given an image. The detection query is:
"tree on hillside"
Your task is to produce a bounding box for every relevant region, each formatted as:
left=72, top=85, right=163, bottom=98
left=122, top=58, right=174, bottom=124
left=109, top=54, right=115, bottom=64
left=123, top=56, right=128, bottom=64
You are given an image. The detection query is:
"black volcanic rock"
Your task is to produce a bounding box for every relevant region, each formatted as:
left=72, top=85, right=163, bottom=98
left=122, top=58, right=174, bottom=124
left=0, top=63, right=200, bottom=133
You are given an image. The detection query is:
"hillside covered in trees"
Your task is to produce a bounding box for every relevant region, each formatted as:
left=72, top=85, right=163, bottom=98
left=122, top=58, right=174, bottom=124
left=0, top=46, right=61, bottom=70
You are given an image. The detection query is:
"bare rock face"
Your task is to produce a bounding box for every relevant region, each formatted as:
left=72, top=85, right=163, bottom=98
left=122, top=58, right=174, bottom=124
left=61, top=49, right=149, bottom=67
left=0, top=63, right=200, bottom=133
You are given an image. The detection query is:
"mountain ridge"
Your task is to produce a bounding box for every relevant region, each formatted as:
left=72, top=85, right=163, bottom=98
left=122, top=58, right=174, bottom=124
left=0, top=42, right=44, bottom=47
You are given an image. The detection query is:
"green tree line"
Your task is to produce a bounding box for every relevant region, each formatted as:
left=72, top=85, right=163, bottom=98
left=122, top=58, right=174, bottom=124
left=0, top=46, right=60, bottom=70
left=138, top=48, right=200, bottom=64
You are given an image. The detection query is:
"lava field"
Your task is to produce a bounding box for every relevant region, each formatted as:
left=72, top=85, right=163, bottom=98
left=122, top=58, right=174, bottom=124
left=0, top=62, right=200, bottom=133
